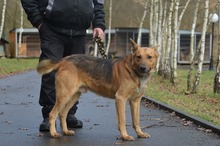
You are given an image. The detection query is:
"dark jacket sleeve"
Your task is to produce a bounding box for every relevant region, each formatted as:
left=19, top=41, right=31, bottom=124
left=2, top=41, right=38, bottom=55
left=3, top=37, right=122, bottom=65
left=92, top=0, right=106, bottom=31
left=21, top=0, right=43, bottom=28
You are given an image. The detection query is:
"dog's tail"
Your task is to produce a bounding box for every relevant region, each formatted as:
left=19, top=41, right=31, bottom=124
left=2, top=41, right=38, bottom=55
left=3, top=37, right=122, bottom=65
left=37, top=60, right=60, bottom=75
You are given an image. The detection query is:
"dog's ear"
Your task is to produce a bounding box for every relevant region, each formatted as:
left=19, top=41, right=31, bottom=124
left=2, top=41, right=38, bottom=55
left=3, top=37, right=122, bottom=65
left=129, top=38, right=139, bottom=52
left=151, top=45, right=160, bottom=51
left=151, top=45, right=159, bottom=58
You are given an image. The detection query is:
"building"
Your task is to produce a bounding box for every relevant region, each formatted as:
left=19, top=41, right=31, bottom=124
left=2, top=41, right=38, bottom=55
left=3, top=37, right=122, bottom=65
left=9, top=28, right=211, bottom=64
left=0, top=37, right=9, bottom=57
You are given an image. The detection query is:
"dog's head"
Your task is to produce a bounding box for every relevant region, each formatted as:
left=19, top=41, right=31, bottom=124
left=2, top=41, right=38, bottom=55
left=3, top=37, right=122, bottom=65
left=130, top=38, right=159, bottom=76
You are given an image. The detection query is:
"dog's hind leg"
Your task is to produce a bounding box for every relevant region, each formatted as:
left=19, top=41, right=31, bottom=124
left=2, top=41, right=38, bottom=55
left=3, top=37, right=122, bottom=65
left=129, top=98, right=150, bottom=139
left=49, top=78, right=79, bottom=138
left=49, top=95, right=70, bottom=138
left=59, top=92, right=81, bottom=136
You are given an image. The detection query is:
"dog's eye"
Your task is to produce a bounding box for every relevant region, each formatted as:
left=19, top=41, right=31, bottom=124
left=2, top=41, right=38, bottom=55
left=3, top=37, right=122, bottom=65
left=147, top=55, right=152, bottom=59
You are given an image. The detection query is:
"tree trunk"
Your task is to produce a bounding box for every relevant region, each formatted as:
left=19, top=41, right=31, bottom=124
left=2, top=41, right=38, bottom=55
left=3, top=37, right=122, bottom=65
left=137, top=0, right=148, bottom=45
left=153, top=0, right=159, bottom=46
left=214, top=64, right=220, bottom=93
left=191, top=0, right=209, bottom=93
left=0, top=0, right=7, bottom=40
left=214, top=0, right=220, bottom=94
left=150, top=0, right=159, bottom=46
left=186, top=0, right=200, bottom=92
left=149, top=0, right=154, bottom=46
left=164, top=0, right=174, bottom=80
left=177, top=0, right=191, bottom=30
left=18, top=3, right=24, bottom=58
left=156, top=0, right=163, bottom=72
left=158, top=0, right=168, bottom=75
left=170, top=0, right=179, bottom=85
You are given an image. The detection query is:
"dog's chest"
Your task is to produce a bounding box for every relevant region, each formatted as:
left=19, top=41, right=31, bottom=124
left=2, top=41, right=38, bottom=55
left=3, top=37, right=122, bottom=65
left=139, top=77, right=148, bottom=88
left=134, top=78, right=148, bottom=95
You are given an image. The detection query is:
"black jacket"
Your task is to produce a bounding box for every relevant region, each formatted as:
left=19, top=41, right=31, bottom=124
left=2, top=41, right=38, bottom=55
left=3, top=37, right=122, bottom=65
left=21, top=0, right=105, bottom=34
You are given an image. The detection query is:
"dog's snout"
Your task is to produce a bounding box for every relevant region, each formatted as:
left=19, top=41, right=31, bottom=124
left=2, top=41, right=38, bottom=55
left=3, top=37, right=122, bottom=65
left=140, top=66, right=146, bottom=72
left=139, top=63, right=148, bottom=73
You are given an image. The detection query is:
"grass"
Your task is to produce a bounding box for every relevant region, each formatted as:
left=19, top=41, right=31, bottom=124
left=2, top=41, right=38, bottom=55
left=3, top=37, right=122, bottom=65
left=0, top=58, right=219, bottom=126
left=0, top=58, right=38, bottom=77
left=146, top=70, right=220, bottom=126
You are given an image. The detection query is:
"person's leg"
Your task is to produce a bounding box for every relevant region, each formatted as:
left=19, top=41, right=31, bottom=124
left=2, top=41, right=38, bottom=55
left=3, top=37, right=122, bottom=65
left=63, top=36, right=86, bottom=128
left=38, top=23, right=65, bottom=131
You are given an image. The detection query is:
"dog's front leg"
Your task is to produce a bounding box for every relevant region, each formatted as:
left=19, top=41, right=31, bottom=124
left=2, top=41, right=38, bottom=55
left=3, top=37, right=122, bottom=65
left=115, top=95, right=134, bottom=141
left=129, top=97, right=151, bottom=139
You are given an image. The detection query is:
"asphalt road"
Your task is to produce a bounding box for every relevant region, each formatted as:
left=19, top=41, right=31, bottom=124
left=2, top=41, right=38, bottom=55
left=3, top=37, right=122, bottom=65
left=0, top=70, right=220, bottom=146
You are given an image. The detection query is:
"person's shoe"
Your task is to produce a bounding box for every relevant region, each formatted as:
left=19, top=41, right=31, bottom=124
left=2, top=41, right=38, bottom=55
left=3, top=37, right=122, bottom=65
left=67, top=114, right=83, bottom=128
left=39, top=115, right=83, bottom=132
left=39, top=118, right=50, bottom=132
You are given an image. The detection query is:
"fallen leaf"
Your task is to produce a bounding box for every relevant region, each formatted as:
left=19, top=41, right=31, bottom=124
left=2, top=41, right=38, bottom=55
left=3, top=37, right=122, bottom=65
left=115, top=141, right=121, bottom=145
left=116, top=135, right=121, bottom=140
left=19, top=128, right=28, bottom=130
left=38, top=133, right=44, bottom=137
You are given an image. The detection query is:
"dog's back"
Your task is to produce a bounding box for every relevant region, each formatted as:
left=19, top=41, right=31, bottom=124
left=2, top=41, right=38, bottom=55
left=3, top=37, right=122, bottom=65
left=37, top=54, right=125, bottom=98
left=65, top=55, right=114, bottom=83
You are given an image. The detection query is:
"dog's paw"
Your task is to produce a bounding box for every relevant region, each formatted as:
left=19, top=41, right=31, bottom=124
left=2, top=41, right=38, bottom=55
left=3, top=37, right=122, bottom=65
left=51, top=132, right=62, bottom=138
left=64, top=130, right=75, bottom=136
left=138, top=132, right=151, bottom=138
left=122, top=135, right=135, bottom=141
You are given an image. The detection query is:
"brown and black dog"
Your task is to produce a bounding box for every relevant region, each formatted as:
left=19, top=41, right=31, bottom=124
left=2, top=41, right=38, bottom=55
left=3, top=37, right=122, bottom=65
left=37, top=39, right=159, bottom=141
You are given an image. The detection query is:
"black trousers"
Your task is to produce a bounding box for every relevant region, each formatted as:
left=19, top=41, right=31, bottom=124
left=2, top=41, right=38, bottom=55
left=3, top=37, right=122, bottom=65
left=38, top=23, right=86, bottom=119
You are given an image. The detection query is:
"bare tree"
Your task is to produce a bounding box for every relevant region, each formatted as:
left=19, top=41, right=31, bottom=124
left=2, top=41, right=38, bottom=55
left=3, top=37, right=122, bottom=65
left=137, top=0, right=148, bottom=45
left=156, top=0, right=163, bottom=72
left=186, top=0, right=201, bottom=92
left=170, top=0, right=179, bottom=85
left=0, top=0, right=7, bottom=40
left=169, top=0, right=191, bottom=85
left=18, top=3, right=24, bottom=58
left=149, top=0, right=154, bottom=46
left=106, top=0, right=112, bottom=55
left=158, top=0, right=168, bottom=75
left=163, top=0, right=174, bottom=79
left=214, top=0, right=220, bottom=94
left=150, top=0, right=159, bottom=46
left=191, top=0, right=209, bottom=93
left=177, top=0, right=191, bottom=30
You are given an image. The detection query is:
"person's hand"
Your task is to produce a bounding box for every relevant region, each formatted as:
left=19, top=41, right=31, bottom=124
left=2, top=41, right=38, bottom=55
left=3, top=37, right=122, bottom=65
left=93, top=28, right=104, bottom=40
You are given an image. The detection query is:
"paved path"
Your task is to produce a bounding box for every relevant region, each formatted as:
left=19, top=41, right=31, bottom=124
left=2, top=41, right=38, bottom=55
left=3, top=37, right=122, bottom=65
left=0, top=71, right=220, bottom=146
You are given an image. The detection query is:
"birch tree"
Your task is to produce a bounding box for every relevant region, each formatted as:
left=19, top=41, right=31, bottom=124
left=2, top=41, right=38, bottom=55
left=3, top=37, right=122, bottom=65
left=191, top=0, right=209, bottom=93
left=137, top=0, right=148, bottom=45
left=158, top=0, right=168, bottom=75
left=0, top=0, right=7, bottom=40
left=169, top=0, right=190, bottom=85
left=177, top=0, right=191, bottom=30
left=18, top=3, right=24, bottom=58
left=163, top=0, right=174, bottom=79
left=214, top=0, right=220, bottom=94
left=170, top=0, right=179, bottom=85
left=186, top=0, right=200, bottom=92
left=156, top=0, right=163, bottom=72
left=150, top=0, right=159, bottom=46
left=106, top=0, right=112, bottom=55
left=149, top=0, right=154, bottom=46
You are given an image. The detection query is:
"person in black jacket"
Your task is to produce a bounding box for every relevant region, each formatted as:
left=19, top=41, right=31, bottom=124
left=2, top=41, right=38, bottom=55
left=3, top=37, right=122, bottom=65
left=21, top=0, right=106, bottom=131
